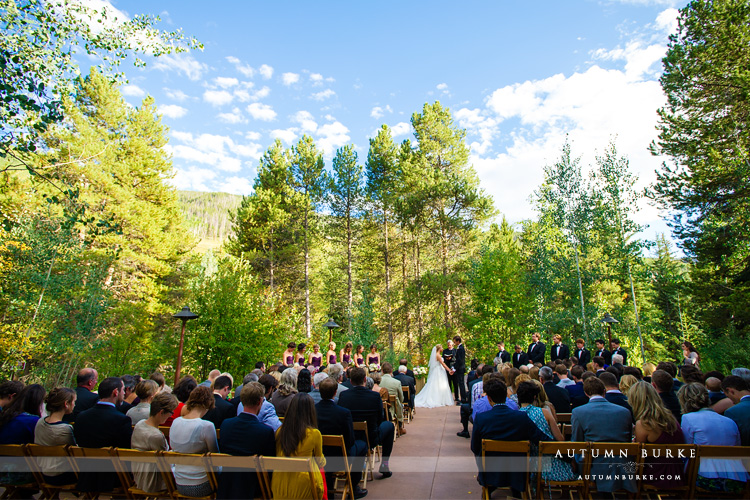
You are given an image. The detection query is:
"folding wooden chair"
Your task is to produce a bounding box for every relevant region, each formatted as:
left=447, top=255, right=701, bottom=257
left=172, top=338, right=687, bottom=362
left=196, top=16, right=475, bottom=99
left=158, top=426, right=171, bottom=443
left=321, top=435, right=354, bottom=500
left=480, top=439, right=532, bottom=500
left=113, top=448, right=171, bottom=499
left=257, top=456, right=321, bottom=500
left=536, top=441, right=587, bottom=500
left=583, top=442, right=642, bottom=500
left=0, top=444, right=37, bottom=500
left=555, top=413, right=571, bottom=434
left=156, top=451, right=216, bottom=500
left=352, top=422, right=375, bottom=487
left=23, top=444, right=78, bottom=500
left=206, top=453, right=266, bottom=500
left=67, top=445, right=122, bottom=499
left=561, top=424, right=573, bottom=441
left=636, top=443, right=698, bottom=500
left=694, top=445, right=750, bottom=499
left=402, top=386, right=413, bottom=423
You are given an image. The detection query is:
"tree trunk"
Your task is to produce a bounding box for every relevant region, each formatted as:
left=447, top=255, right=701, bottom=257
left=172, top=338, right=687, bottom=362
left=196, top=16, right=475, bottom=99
left=440, top=221, right=452, bottom=329
left=269, top=230, right=275, bottom=292
left=574, top=243, right=586, bottom=339
left=414, top=231, right=423, bottom=345
left=384, top=211, right=393, bottom=351
left=304, top=205, right=311, bottom=338
left=347, top=207, right=353, bottom=329
left=403, top=229, right=411, bottom=352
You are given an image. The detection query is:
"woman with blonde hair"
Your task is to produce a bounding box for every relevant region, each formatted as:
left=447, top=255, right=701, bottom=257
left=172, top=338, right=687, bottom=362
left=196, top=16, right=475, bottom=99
left=628, top=381, right=685, bottom=488
left=642, top=362, right=656, bottom=382
left=271, top=368, right=298, bottom=418
left=619, top=374, right=639, bottom=396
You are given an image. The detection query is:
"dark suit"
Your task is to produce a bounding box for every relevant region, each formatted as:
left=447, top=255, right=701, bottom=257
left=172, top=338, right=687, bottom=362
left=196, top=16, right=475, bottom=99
left=217, top=412, right=276, bottom=499
left=394, top=373, right=416, bottom=411
left=73, top=402, right=133, bottom=493
left=471, top=403, right=547, bottom=494
left=512, top=352, right=529, bottom=369
left=497, top=350, right=511, bottom=364
left=566, top=382, right=589, bottom=408
left=724, top=397, right=750, bottom=446
left=404, top=368, right=414, bottom=379
left=203, top=394, right=236, bottom=429
left=550, top=343, right=570, bottom=362
left=604, top=391, right=633, bottom=419
left=543, top=382, right=571, bottom=413
left=454, top=343, right=467, bottom=403
left=611, top=347, right=627, bottom=365
left=315, top=399, right=367, bottom=488
left=337, top=385, right=395, bottom=459
left=574, top=348, right=591, bottom=367
left=64, top=386, right=99, bottom=422
left=595, top=348, right=612, bottom=366
left=659, top=391, right=682, bottom=424
left=527, top=341, right=546, bottom=364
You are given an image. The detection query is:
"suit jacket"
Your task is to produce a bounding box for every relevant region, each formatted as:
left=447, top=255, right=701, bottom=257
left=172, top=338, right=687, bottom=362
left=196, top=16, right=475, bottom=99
left=337, top=386, right=385, bottom=447
left=497, top=350, right=511, bottom=364
left=659, top=391, right=682, bottom=424
left=203, top=394, right=236, bottom=429
left=394, top=373, right=416, bottom=410
left=604, top=391, right=633, bottom=419
left=574, top=348, right=591, bottom=367
left=612, top=347, right=627, bottom=365
left=404, top=368, right=415, bottom=379
left=471, top=404, right=547, bottom=493
left=380, top=374, right=404, bottom=422
left=595, top=348, right=612, bottom=366
left=566, top=382, right=589, bottom=409
left=527, top=342, right=546, bottom=364
left=550, top=344, right=570, bottom=362
left=64, top=386, right=99, bottom=422
left=571, top=397, right=635, bottom=493
left=724, top=397, right=750, bottom=446
left=512, top=352, right=529, bottom=369
left=217, top=412, right=276, bottom=500
left=543, top=382, right=571, bottom=413
left=73, top=402, right=133, bottom=492
left=454, top=344, right=466, bottom=373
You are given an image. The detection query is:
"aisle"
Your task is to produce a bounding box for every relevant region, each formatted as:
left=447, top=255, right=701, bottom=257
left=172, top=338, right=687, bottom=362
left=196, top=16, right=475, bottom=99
left=364, top=405, right=485, bottom=500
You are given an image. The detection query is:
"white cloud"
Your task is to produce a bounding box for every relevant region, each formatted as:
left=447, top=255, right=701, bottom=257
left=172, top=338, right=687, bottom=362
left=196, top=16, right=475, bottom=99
left=217, top=107, right=246, bottom=124
left=214, top=76, right=239, bottom=88
left=371, top=106, right=385, bottom=119
left=455, top=108, right=499, bottom=155
left=390, top=122, right=411, bottom=138
left=163, top=88, right=189, bottom=102
left=246, top=102, right=277, bottom=121
left=122, top=84, right=145, bottom=97
left=226, top=56, right=254, bottom=77
left=216, top=176, right=254, bottom=196
left=259, top=64, right=274, bottom=79
left=317, top=121, right=350, bottom=156
left=246, top=131, right=262, bottom=141
left=270, top=128, right=298, bottom=144
left=311, top=89, right=335, bottom=101
left=437, top=83, right=448, bottom=90
left=251, top=86, right=271, bottom=101
left=203, top=89, right=234, bottom=107
left=159, top=104, right=188, bottom=119
left=655, top=8, right=680, bottom=33
left=310, top=73, right=324, bottom=84
left=169, top=166, right=217, bottom=192
left=282, top=72, right=300, bottom=86
left=152, top=53, right=207, bottom=81
left=291, top=110, right=318, bottom=133
left=170, top=130, right=193, bottom=142
left=165, top=133, right=249, bottom=173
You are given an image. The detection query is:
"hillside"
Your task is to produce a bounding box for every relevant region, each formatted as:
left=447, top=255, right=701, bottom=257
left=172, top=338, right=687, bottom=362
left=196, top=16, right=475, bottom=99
left=177, top=190, right=242, bottom=251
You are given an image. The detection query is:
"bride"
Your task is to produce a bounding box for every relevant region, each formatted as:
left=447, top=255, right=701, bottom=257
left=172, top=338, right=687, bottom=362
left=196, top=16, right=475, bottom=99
left=415, top=344, right=455, bottom=408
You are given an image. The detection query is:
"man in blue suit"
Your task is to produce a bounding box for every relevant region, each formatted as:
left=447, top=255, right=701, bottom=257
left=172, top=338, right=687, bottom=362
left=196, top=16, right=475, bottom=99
left=217, top=382, right=276, bottom=499
left=722, top=375, right=750, bottom=446
left=471, top=375, right=547, bottom=498
left=571, top=377, right=634, bottom=494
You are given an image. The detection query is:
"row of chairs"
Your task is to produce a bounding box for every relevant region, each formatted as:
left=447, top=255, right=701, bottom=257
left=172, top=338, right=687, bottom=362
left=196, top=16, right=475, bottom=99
left=0, top=437, right=359, bottom=500
left=480, top=440, right=750, bottom=500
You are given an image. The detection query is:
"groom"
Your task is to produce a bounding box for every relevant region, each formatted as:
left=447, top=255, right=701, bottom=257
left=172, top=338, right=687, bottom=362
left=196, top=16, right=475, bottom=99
left=452, top=335, right=467, bottom=405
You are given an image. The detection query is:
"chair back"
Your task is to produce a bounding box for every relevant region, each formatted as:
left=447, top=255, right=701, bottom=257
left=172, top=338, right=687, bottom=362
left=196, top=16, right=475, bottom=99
left=205, top=452, right=264, bottom=498
left=24, top=444, right=78, bottom=495
left=157, top=451, right=215, bottom=500
left=555, top=412, right=571, bottom=424
left=321, top=435, right=353, bottom=500
left=536, top=442, right=587, bottom=498
left=113, top=447, right=167, bottom=495
left=694, top=445, right=750, bottom=497
left=583, top=442, right=641, bottom=496
left=352, top=421, right=371, bottom=449
left=158, top=426, right=171, bottom=442
left=480, top=440, right=531, bottom=500
left=639, top=443, right=698, bottom=498
left=257, top=456, right=321, bottom=500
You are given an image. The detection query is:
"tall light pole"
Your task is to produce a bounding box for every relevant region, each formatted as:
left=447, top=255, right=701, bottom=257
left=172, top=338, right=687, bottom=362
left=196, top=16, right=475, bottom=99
left=600, top=312, right=619, bottom=348
left=323, top=318, right=340, bottom=344
left=173, top=306, right=198, bottom=386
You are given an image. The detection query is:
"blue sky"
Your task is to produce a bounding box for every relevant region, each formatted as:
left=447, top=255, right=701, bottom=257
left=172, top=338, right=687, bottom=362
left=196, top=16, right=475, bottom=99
left=99, top=0, right=687, bottom=245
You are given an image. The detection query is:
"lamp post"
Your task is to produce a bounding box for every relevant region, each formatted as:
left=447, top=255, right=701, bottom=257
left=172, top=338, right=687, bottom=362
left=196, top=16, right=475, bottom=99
left=323, top=318, right=340, bottom=344
left=173, top=306, right=198, bottom=386
left=600, top=312, right=619, bottom=348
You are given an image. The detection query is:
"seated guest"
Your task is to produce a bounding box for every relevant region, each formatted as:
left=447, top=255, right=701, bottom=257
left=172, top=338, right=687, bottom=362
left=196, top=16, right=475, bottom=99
left=297, top=368, right=313, bottom=394
left=469, top=364, right=485, bottom=394
left=619, top=374, right=639, bottom=398
left=0, top=384, right=45, bottom=443
left=310, top=372, right=328, bottom=404
left=338, top=366, right=395, bottom=478
left=398, top=358, right=414, bottom=379
left=679, top=382, right=748, bottom=493
left=540, top=367, right=570, bottom=413
left=517, top=381, right=574, bottom=483
left=555, top=364, right=575, bottom=389
left=394, top=364, right=416, bottom=411
left=202, top=375, right=236, bottom=429
left=238, top=374, right=283, bottom=432
left=629, top=381, right=685, bottom=489
left=200, top=369, right=221, bottom=388
left=170, top=386, right=218, bottom=498
left=150, top=371, right=169, bottom=394
left=34, top=388, right=77, bottom=486
left=65, top=368, right=99, bottom=422
left=680, top=364, right=704, bottom=384
left=565, top=365, right=589, bottom=408
left=642, top=362, right=656, bottom=383
left=721, top=376, right=750, bottom=446
left=127, top=379, right=159, bottom=425
left=471, top=365, right=493, bottom=404
left=272, top=369, right=298, bottom=418
left=611, top=354, right=625, bottom=374
left=0, top=380, right=24, bottom=410
left=315, top=378, right=368, bottom=499
left=471, top=377, right=547, bottom=498
left=218, top=382, right=276, bottom=500
left=328, top=364, right=349, bottom=398
left=600, top=371, right=633, bottom=418
left=118, top=375, right=137, bottom=414
left=131, top=392, right=178, bottom=493
left=622, top=366, right=643, bottom=380
left=73, top=377, right=132, bottom=494
left=458, top=372, right=510, bottom=439
left=164, top=375, right=197, bottom=426
left=232, top=373, right=259, bottom=400
left=272, top=393, right=326, bottom=500
left=571, top=377, right=635, bottom=495
left=706, top=377, right=727, bottom=406
left=467, top=358, right=481, bottom=384
left=381, top=363, right=405, bottom=435
left=592, top=356, right=606, bottom=374
left=657, top=361, right=683, bottom=392
left=652, top=369, right=682, bottom=423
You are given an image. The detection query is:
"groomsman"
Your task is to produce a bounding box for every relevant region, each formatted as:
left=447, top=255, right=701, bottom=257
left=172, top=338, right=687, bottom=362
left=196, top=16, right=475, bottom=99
left=512, top=345, right=529, bottom=369
left=574, top=339, right=591, bottom=367
left=594, top=339, right=612, bottom=366
left=527, top=332, right=546, bottom=364
left=549, top=335, right=570, bottom=362
left=496, top=342, right=511, bottom=364
left=610, top=338, right=628, bottom=366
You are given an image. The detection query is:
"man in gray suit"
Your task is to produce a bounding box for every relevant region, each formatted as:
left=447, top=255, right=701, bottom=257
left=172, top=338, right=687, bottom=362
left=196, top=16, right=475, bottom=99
left=571, top=377, right=635, bottom=494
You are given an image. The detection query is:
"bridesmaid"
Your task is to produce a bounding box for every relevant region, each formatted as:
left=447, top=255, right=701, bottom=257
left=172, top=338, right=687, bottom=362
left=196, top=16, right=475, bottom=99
left=326, top=342, right=337, bottom=366
left=340, top=342, right=353, bottom=365
left=282, top=342, right=296, bottom=367
left=354, top=344, right=365, bottom=367
left=295, top=343, right=307, bottom=365
left=308, top=344, right=323, bottom=372
left=367, top=344, right=380, bottom=367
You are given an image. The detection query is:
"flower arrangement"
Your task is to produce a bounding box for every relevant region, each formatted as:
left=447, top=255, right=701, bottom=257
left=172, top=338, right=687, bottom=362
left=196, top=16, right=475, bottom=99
left=368, top=363, right=381, bottom=372
left=413, top=366, right=428, bottom=378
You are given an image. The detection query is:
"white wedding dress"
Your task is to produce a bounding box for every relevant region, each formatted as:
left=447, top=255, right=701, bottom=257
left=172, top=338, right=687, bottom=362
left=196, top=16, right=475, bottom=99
left=414, top=346, right=455, bottom=408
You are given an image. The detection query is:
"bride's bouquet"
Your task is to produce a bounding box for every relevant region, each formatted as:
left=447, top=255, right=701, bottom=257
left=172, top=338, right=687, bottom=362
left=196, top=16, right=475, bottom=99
left=413, top=365, right=428, bottom=378
left=368, top=362, right=381, bottom=373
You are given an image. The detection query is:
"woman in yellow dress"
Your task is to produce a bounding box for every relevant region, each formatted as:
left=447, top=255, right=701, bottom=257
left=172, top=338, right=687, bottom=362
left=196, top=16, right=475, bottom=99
left=272, top=393, right=326, bottom=499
